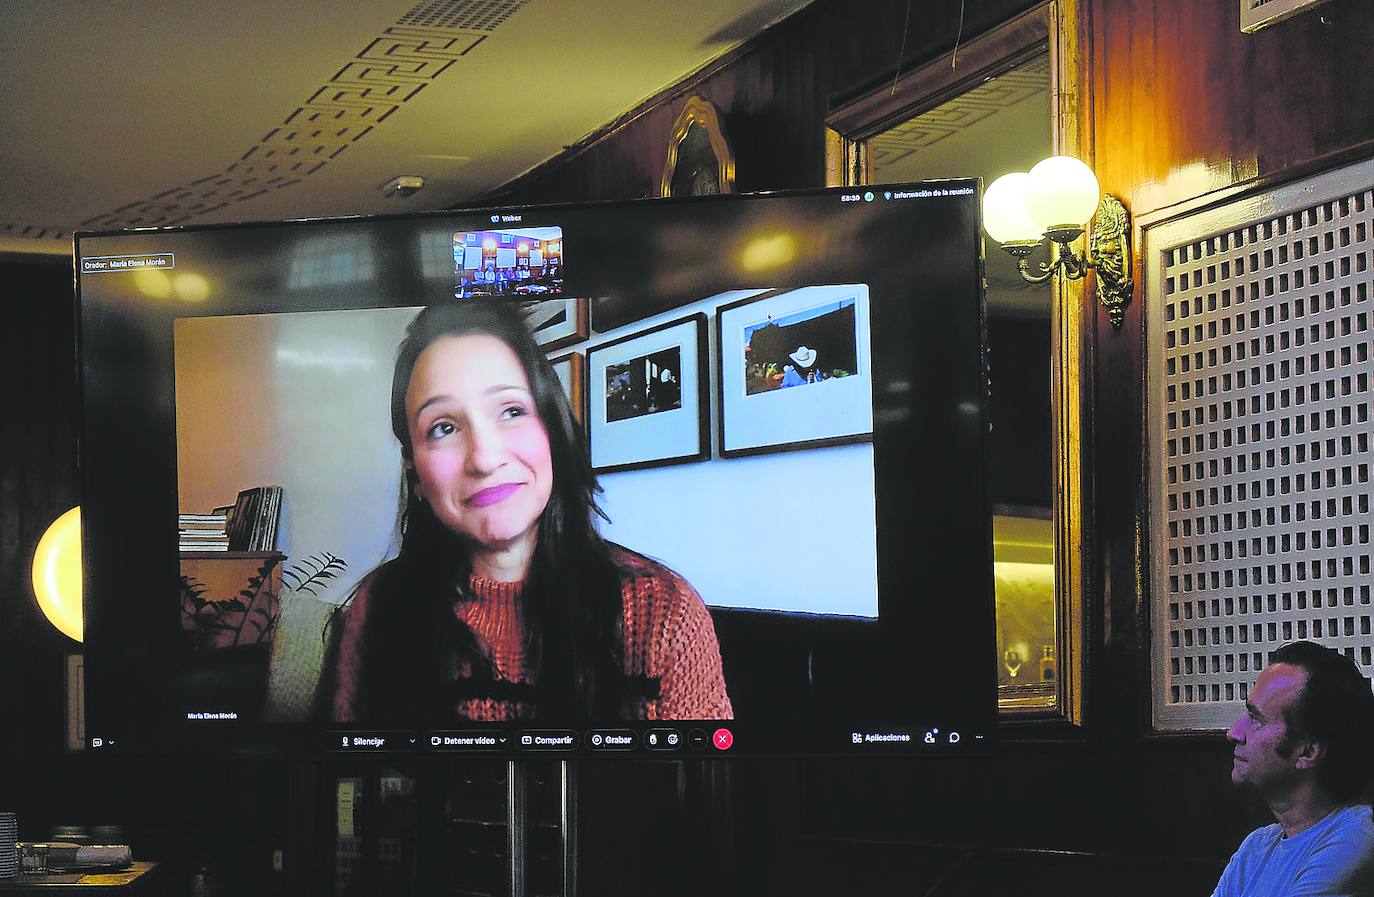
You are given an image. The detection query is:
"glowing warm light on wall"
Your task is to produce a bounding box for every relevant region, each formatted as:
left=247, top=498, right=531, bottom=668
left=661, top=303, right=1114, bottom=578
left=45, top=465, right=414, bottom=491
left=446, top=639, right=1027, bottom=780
left=32, top=506, right=83, bottom=642
left=992, top=514, right=1054, bottom=565
left=483, top=239, right=496, bottom=251
left=1022, top=155, right=1100, bottom=231
left=174, top=272, right=211, bottom=302
left=982, top=173, right=1041, bottom=244
left=134, top=268, right=173, bottom=299
left=740, top=233, right=797, bottom=271
left=993, top=560, right=1055, bottom=585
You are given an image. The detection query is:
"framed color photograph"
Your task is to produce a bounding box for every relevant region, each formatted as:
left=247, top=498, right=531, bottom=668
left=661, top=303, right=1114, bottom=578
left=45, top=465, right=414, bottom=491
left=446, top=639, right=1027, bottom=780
left=549, top=350, right=586, bottom=427
left=524, top=297, right=589, bottom=351
left=587, top=313, right=709, bottom=473
left=716, top=284, right=873, bottom=456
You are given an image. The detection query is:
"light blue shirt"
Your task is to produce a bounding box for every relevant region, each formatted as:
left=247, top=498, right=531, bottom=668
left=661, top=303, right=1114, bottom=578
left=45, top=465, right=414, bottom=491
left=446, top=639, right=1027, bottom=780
left=1213, top=804, right=1374, bottom=897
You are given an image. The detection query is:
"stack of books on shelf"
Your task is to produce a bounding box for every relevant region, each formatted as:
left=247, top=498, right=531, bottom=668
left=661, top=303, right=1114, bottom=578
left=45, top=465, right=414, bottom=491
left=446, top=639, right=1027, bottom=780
left=228, top=484, right=284, bottom=552
left=178, top=510, right=230, bottom=552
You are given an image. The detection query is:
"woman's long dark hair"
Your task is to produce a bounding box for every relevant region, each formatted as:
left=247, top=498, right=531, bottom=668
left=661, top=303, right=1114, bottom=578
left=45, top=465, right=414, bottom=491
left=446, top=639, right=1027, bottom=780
left=350, top=302, right=656, bottom=725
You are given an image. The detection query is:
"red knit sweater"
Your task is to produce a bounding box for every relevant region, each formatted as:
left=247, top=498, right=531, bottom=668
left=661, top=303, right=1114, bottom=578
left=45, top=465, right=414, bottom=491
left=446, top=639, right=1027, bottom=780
left=330, top=547, right=733, bottom=722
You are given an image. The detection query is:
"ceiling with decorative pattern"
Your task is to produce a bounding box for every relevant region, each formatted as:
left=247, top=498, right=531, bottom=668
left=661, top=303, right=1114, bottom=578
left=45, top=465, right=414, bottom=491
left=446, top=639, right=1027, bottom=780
left=870, top=53, right=1052, bottom=314
left=0, top=0, right=812, bottom=256
left=870, top=55, right=1050, bottom=169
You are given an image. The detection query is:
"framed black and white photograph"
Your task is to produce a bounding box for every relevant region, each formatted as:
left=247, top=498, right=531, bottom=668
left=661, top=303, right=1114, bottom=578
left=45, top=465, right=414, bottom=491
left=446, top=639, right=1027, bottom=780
left=523, top=297, right=588, bottom=351
left=587, top=313, right=709, bottom=473
left=549, top=350, right=586, bottom=427
left=716, top=284, right=873, bottom=456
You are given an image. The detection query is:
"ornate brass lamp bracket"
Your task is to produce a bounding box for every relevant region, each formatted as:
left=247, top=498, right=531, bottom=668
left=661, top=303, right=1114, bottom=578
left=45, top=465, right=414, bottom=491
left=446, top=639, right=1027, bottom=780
left=1004, top=195, right=1132, bottom=330
left=1089, top=195, right=1132, bottom=329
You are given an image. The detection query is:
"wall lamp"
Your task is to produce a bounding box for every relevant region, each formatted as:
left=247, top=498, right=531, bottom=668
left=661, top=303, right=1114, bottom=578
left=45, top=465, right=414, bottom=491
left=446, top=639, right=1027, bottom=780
left=982, top=156, right=1133, bottom=329
left=33, top=506, right=83, bottom=642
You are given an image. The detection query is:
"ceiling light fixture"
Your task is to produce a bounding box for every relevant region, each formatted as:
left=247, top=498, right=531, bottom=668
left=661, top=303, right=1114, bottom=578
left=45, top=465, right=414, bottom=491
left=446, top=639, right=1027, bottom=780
left=381, top=175, right=426, bottom=199
left=982, top=156, right=1133, bottom=329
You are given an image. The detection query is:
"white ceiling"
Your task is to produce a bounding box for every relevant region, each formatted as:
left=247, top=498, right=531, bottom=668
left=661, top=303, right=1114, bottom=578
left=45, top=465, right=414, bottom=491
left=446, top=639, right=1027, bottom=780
left=0, top=0, right=813, bottom=257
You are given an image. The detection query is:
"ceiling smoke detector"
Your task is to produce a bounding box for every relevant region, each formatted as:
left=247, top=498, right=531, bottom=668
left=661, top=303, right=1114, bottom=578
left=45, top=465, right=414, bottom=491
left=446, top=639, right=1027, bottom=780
left=381, top=175, right=426, bottom=198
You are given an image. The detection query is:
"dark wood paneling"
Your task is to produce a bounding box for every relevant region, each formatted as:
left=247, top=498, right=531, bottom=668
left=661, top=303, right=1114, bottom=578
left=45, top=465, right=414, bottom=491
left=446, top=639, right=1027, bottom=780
left=0, top=264, right=301, bottom=896
left=489, top=0, right=1040, bottom=204
left=0, top=258, right=78, bottom=758
left=1090, top=0, right=1374, bottom=219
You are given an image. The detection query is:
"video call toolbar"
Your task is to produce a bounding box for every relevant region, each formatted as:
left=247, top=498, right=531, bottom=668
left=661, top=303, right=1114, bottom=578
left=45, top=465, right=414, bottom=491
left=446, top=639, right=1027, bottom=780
left=324, top=726, right=737, bottom=754
left=310, top=725, right=985, bottom=754
left=82, top=723, right=988, bottom=755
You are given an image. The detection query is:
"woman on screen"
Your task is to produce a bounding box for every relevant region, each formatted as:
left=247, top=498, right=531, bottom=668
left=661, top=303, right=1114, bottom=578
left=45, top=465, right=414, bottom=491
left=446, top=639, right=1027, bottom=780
left=322, top=303, right=732, bottom=724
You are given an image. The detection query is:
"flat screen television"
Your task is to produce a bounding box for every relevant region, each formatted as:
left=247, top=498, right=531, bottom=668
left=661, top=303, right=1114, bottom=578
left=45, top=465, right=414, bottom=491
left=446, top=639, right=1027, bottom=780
left=75, top=181, right=997, bottom=757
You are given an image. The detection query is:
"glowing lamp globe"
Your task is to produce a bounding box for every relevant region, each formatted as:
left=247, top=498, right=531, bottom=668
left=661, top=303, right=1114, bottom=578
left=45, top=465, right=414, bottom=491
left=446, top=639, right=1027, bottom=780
left=32, top=506, right=83, bottom=642
left=1023, top=156, right=1100, bottom=232
left=982, top=173, right=1041, bottom=245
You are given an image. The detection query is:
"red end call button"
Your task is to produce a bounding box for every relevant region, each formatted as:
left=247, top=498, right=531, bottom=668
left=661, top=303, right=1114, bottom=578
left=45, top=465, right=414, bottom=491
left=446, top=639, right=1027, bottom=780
left=712, top=727, right=734, bottom=751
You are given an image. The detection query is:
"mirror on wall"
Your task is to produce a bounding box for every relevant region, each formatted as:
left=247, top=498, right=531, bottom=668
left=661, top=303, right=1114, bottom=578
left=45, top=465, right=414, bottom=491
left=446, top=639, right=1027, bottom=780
left=869, top=52, right=1057, bottom=710
left=828, top=1, right=1085, bottom=722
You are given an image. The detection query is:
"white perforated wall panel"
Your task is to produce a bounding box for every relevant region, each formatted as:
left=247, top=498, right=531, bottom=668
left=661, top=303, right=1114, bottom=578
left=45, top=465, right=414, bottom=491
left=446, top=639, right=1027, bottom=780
left=1147, top=157, right=1374, bottom=731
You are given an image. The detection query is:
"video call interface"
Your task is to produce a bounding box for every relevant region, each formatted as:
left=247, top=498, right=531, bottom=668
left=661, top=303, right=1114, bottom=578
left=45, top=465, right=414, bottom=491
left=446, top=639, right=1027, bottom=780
left=76, top=183, right=997, bottom=757
left=453, top=225, right=564, bottom=298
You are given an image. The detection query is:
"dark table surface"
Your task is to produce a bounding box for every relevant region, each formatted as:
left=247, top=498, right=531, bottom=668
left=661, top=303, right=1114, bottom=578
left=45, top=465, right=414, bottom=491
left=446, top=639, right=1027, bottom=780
left=0, top=862, right=162, bottom=893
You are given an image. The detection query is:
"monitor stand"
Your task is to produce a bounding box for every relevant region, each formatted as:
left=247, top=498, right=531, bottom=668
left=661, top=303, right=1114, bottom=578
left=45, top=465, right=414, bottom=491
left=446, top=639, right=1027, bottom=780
left=503, top=758, right=730, bottom=897
left=505, top=759, right=577, bottom=897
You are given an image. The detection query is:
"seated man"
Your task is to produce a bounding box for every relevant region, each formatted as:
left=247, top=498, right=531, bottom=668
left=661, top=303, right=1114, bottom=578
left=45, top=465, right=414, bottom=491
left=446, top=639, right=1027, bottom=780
left=1213, top=640, right=1374, bottom=896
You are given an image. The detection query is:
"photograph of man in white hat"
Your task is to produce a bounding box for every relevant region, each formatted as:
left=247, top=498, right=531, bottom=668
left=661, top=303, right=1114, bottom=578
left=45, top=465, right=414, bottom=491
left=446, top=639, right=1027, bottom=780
left=741, top=299, right=858, bottom=395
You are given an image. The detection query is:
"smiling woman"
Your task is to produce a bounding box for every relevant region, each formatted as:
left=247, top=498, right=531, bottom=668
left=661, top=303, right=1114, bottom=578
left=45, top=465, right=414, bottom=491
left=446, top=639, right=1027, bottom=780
left=404, top=332, right=555, bottom=580
left=320, top=303, right=732, bottom=725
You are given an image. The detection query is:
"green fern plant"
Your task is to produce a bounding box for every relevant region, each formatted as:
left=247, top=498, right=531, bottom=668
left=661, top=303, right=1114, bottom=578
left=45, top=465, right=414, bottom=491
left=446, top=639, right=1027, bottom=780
left=178, top=555, right=283, bottom=651
left=281, top=552, right=348, bottom=597
left=178, top=552, right=349, bottom=653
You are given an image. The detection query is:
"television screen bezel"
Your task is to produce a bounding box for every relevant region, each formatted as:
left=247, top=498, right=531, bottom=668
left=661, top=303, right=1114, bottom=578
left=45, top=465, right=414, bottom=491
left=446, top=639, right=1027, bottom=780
left=73, top=181, right=999, bottom=759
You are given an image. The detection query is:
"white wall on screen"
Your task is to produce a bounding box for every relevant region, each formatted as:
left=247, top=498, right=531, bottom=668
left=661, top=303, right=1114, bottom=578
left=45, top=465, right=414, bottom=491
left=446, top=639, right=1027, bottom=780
left=582, top=286, right=879, bottom=618
left=175, top=308, right=417, bottom=603
left=597, top=444, right=878, bottom=617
